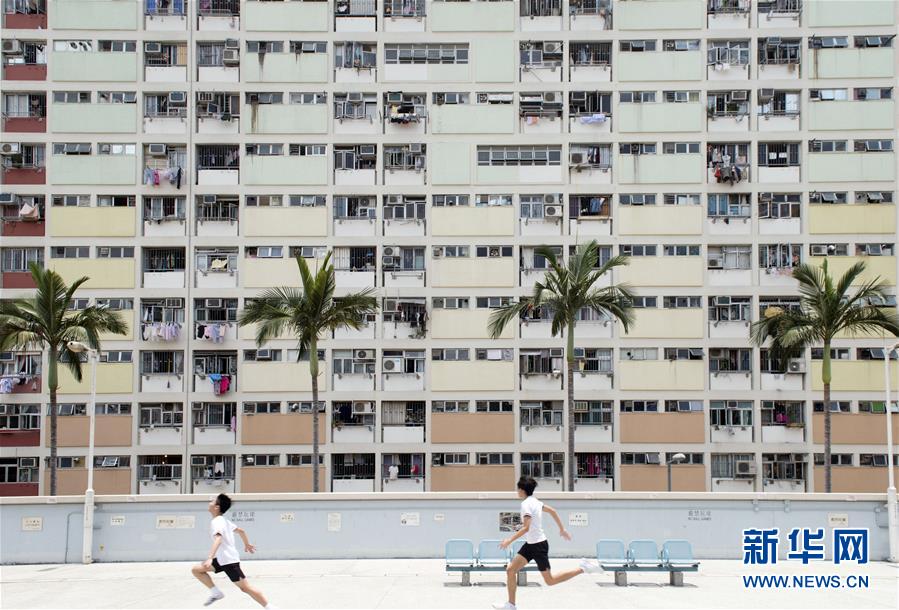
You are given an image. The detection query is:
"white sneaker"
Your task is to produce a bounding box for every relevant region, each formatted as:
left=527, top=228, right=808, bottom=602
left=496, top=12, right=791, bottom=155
left=579, top=558, right=601, bottom=574
left=203, top=591, right=225, bottom=606
left=491, top=603, right=517, bottom=610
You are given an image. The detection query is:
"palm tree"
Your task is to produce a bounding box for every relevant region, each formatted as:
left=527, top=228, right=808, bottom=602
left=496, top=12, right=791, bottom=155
left=238, top=252, right=378, bottom=492
left=0, top=263, right=127, bottom=495
left=488, top=241, right=634, bottom=491
left=751, top=259, right=899, bottom=492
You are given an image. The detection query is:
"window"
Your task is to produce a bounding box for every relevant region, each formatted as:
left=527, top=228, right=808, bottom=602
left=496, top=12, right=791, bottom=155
left=243, top=454, right=279, bottom=467
left=809, top=36, right=849, bottom=49
left=476, top=400, right=513, bottom=413
left=432, top=453, right=469, bottom=466
left=663, top=245, right=700, bottom=257
left=243, top=349, right=283, bottom=362
left=98, top=40, right=136, bottom=53
left=758, top=142, right=800, bottom=166
left=477, top=146, right=562, bottom=167
left=573, top=348, right=612, bottom=373
left=334, top=42, right=377, bottom=69
left=666, top=452, right=703, bottom=464
left=711, top=453, right=755, bottom=479
left=809, top=139, right=848, bottom=153
left=287, top=454, right=324, bottom=466
left=521, top=452, right=564, bottom=478
left=812, top=401, right=850, bottom=413
left=243, top=402, right=281, bottom=414
left=809, top=191, right=847, bottom=204
left=709, top=401, right=752, bottom=427
left=621, top=347, right=658, bottom=361
left=854, top=139, right=893, bottom=153
left=476, top=297, right=512, bottom=309
left=619, top=91, right=656, bottom=104
left=476, top=453, right=513, bottom=465
left=810, top=88, right=849, bottom=102
left=97, top=91, right=137, bottom=104
left=98, top=143, right=136, bottom=156
left=245, top=246, right=283, bottom=259
left=475, top=245, right=513, bottom=258
left=289, top=92, right=327, bottom=105
left=707, top=40, right=750, bottom=65
left=1, top=248, right=43, bottom=272
left=620, top=244, right=656, bottom=257
left=709, top=296, right=751, bottom=323
left=50, top=246, right=89, bottom=259
left=475, top=349, right=513, bottom=362
left=385, top=43, right=469, bottom=65
left=664, top=90, right=700, bottom=103
left=193, top=402, right=236, bottom=428
left=53, top=143, right=91, bottom=155
left=97, top=246, right=134, bottom=259
left=432, top=194, right=469, bottom=207
left=761, top=401, right=804, bottom=426
left=621, top=453, right=661, bottom=465
left=573, top=401, right=612, bottom=425
left=246, top=41, right=284, bottom=54
left=709, top=348, right=752, bottom=372
left=99, top=351, right=132, bottom=363
left=619, top=143, right=656, bottom=155
left=519, top=350, right=563, bottom=375
left=855, top=191, right=894, bottom=204
left=759, top=243, right=801, bottom=269
left=859, top=401, right=899, bottom=414
left=140, top=351, right=184, bottom=375
left=431, top=401, right=470, bottom=413
left=431, top=348, right=470, bottom=362
left=663, top=142, right=700, bottom=155
left=663, top=296, right=702, bottom=309
left=432, top=297, right=469, bottom=309
left=619, top=194, right=656, bottom=206
left=620, top=40, right=657, bottom=52
left=664, top=39, right=701, bottom=52
left=621, top=400, right=658, bottom=413
left=854, top=87, right=892, bottom=101
left=53, top=40, right=92, bottom=53
left=0, top=404, right=40, bottom=431
left=53, top=91, right=90, bottom=104
left=758, top=193, right=801, bottom=219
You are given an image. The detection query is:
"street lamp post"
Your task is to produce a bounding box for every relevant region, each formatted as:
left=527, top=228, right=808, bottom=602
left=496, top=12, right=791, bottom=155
left=667, top=452, right=686, bottom=492
left=67, top=341, right=98, bottom=565
left=883, top=342, right=899, bottom=563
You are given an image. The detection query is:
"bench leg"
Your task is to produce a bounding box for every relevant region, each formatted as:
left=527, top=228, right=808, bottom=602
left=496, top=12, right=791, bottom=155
left=615, top=571, right=627, bottom=586
left=461, top=571, right=471, bottom=587
left=517, top=571, right=527, bottom=586
left=669, top=571, right=683, bottom=587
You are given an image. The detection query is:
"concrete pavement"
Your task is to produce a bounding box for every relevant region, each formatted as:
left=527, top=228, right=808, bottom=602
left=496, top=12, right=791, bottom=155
left=1, top=558, right=896, bottom=609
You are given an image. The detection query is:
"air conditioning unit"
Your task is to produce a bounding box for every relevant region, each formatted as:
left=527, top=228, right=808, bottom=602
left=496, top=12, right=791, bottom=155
left=543, top=92, right=558, bottom=104
left=714, top=296, right=731, bottom=306
left=359, top=144, right=376, bottom=157
left=198, top=92, right=215, bottom=103
left=383, top=299, right=398, bottom=312
left=569, top=152, right=585, bottom=166
left=787, top=359, right=805, bottom=373
left=192, top=456, right=207, bottom=466
left=247, top=93, right=259, bottom=104
left=0, top=143, right=21, bottom=155
left=543, top=42, right=563, bottom=54
left=168, top=91, right=186, bottom=104
left=255, top=349, right=272, bottom=360
left=735, top=460, right=756, bottom=476
left=206, top=298, right=222, bottom=308
left=148, top=144, right=167, bottom=156
left=386, top=92, right=403, bottom=104
left=382, top=255, right=399, bottom=268
left=810, top=245, right=829, bottom=256
left=630, top=195, right=646, bottom=206
left=0, top=193, right=15, bottom=204
left=544, top=205, right=562, bottom=218
left=572, top=347, right=585, bottom=359
left=2, top=40, right=22, bottom=55
left=165, top=298, right=183, bottom=308
left=730, top=90, right=748, bottom=102
left=382, top=357, right=403, bottom=372
left=386, top=195, right=402, bottom=206
left=19, top=457, right=37, bottom=468
left=98, top=247, right=110, bottom=257
left=203, top=195, right=217, bottom=205
left=383, top=246, right=399, bottom=257
left=409, top=143, right=422, bottom=154
left=224, top=39, right=240, bottom=50
left=353, top=402, right=374, bottom=414
left=355, top=349, right=374, bottom=360
left=758, top=88, right=775, bottom=103
left=573, top=402, right=588, bottom=412
left=544, top=194, right=558, bottom=205
left=708, top=257, right=724, bottom=269
left=347, top=92, right=364, bottom=103
left=431, top=248, right=442, bottom=258
left=223, top=49, right=240, bottom=65
left=144, top=42, right=162, bottom=54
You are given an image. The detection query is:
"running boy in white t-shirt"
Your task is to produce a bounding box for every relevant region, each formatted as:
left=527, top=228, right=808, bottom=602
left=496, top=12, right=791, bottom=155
left=191, top=493, right=274, bottom=608
left=492, top=477, right=599, bottom=610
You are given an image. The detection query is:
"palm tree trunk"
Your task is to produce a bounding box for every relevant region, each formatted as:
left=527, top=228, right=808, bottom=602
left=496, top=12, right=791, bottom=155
left=822, top=342, right=832, bottom=493
left=566, top=320, right=576, bottom=492
left=48, top=347, right=58, bottom=496
left=309, top=340, right=320, bottom=493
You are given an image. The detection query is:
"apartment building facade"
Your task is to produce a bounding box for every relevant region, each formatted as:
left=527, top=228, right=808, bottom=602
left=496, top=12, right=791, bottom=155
left=1, top=0, right=898, bottom=497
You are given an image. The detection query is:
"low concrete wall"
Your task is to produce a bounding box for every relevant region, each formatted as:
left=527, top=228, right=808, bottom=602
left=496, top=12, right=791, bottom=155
left=0, top=492, right=891, bottom=564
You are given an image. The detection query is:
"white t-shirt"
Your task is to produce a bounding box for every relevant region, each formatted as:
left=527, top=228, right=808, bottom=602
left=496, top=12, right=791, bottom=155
left=520, top=496, right=547, bottom=544
left=210, top=515, right=240, bottom=565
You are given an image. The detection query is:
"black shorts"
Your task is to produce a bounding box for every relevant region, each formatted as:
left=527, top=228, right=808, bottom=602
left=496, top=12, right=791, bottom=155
left=212, top=558, right=245, bottom=582
left=517, top=540, right=551, bottom=571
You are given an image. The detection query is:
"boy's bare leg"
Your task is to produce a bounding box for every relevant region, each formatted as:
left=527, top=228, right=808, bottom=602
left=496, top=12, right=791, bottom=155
left=235, top=578, right=269, bottom=607
left=540, top=566, right=585, bottom=586
left=191, top=563, right=215, bottom=588
left=505, top=554, right=528, bottom=606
